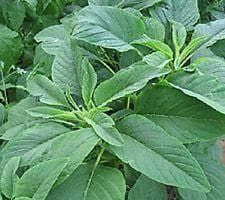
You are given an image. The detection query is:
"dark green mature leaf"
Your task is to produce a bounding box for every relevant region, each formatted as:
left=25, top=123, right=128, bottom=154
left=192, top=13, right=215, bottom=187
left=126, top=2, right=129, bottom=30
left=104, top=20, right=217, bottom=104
left=129, top=175, right=167, bottom=200
left=42, top=128, right=100, bottom=185
left=108, top=115, right=210, bottom=191
left=135, top=85, right=225, bottom=143
left=15, top=158, right=68, bottom=200
left=47, top=165, right=126, bottom=200
left=35, top=25, right=68, bottom=56
left=0, top=97, right=43, bottom=140
left=192, top=19, right=225, bottom=49
left=167, top=58, right=225, bottom=115
left=122, top=0, right=161, bottom=10
left=81, top=58, right=97, bottom=107
left=27, top=75, right=69, bottom=107
left=0, top=24, right=22, bottom=68
left=1, top=122, right=70, bottom=166
left=72, top=6, right=145, bottom=52
left=144, top=17, right=165, bottom=42
left=88, top=0, right=123, bottom=6
left=23, top=0, right=38, bottom=11
left=149, top=0, right=199, bottom=28
left=211, top=39, right=225, bottom=59
left=1, top=157, right=20, bottom=199
left=178, top=153, right=225, bottom=200
left=86, top=112, right=124, bottom=146
left=52, top=40, right=83, bottom=96
left=94, top=52, right=171, bottom=106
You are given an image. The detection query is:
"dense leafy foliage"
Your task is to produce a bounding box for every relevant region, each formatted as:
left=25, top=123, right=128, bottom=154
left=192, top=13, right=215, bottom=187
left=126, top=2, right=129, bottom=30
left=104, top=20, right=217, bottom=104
left=0, top=0, right=225, bottom=199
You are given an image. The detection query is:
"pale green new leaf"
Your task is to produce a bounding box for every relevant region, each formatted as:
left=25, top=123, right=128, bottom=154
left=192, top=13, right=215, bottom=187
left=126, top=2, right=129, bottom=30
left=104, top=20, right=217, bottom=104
left=52, top=40, right=83, bottom=95
left=81, top=58, right=97, bottom=107
left=128, top=175, right=167, bottom=200
left=1, top=157, right=20, bottom=199
left=167, top=58, right=225, bottom=114
left=15, top=159, right=68, bottom=200
left=72, top=6, right=145, bottom=52
left=42, top=128, right=100, bottom=185
left=88, top=0, right=123, bottom=6
left=27, top=75, right=68, bottom=107
left=135, top=85, right=225, bottom=143
left=47, top=165, right=126, bottom=200
left=94, top=52, right=171, bottom=106
left=149, top=0, right=199, bottom=28
left=35, top=25, right=68, bottom=55
left=1, top=122, right=70, bottom=166
left=86, top=113, right=124, bottom=146
left=192, top=19, right=225, bottom=49
left=108, top=115, right=210, bottom=191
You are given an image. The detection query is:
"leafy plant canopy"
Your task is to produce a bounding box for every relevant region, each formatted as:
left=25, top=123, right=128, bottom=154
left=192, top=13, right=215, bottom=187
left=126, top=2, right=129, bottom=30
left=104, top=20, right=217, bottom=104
left=0, top=0, right=225, bottom=199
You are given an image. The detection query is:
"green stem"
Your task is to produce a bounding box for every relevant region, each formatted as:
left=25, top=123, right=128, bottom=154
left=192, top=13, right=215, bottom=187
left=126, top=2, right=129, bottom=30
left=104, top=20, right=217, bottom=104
left=0, top=69, right=8, bottom=105
left=83, top=147, right=105, bottom=199
left=99, top=60, right=115, bottom=75
left=127, top=96, right=131, bottom=109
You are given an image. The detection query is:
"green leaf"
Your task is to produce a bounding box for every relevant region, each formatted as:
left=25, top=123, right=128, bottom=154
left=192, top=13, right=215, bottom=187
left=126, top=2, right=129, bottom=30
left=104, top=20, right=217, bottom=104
left=88, top=0, right=123, bottom=6
left=0, top=103, right=4, bottom=126
left=0, top=97, right=43, bottom=140
left=0, top=24, right=22, bottom=68
left=211, top=39, right=225, bottom=58
left=108, top=115, right=210, bottom=192
left=23, top=0, right=38, bottom=11
left=178, top=153, right=225, bottom=200
left=47, top=165, right=126, bottom=200
left=15, top=158, right=68, bottom=200
left=27, top=75, right=68, bottom=107
left=52, top=40, right=83, bottom=96
left=81, top=58, right=97, bottom=107
left=72, top=6, right=145, bottom=52
left=15, top=198, right=32, bottom=200
left=144, top=17, right=165, bottom=42
left=135, top=85, right=225, bottom=143
left=149, top=0, right=199, bottom=28
left=1, top=157, right=20, bottom=199
left=27, top=107, right=78, bottom=122
left=94, top=52, right=171, bottom=106
left=167, top=58, right=225, bottom=115
left=134, top=37, right=173, bottom=58
left=35, top=25, right=68, bottom=55
left=128, top=175, right=167, bottom=200
left=42, top=128, right=100, bottom=185
left=86, top=112, right=124, bottom=146
left=1, top=122, right=70, bottom=167
left=192, top=19, right=225, bottom=49
left=122, top=0, right=162, bottom=10
left=171, top=20, right=187, bottom=54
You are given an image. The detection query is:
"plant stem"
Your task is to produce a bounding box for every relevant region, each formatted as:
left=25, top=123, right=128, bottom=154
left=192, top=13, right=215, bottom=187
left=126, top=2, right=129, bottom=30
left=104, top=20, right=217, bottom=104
left=127, top=96, right=131, bottom=109
left=83, top=147, right=105, bottom=199
left=99, top=60, right=115, bottom=75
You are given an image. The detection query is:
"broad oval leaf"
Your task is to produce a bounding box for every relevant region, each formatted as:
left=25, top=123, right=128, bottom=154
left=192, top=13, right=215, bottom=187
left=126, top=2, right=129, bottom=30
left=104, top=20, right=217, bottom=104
left=72, top=6, right=145, bottom=52
left=128, top=175, right=167, bottom=200
left=47, top=165, right=126, bottom=200
left=15, top=158, right=68, bottom=200
left=135, top=85, right=225, bottom=143
left=167, top=58, right=225, bottom=115
left=108, top=115, right=210, bottom=192
left=94, top=52, right=171, bottom=106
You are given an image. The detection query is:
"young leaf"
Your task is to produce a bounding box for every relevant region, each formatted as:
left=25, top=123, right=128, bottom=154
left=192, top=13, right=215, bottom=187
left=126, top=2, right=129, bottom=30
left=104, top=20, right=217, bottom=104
left=171, top=20, right=187, bottom=54
left=108, top=115, right=210, bottom=192
left=1, top=122, right=70, bottom=166
left=88, top=0, right=123, bottom=6
left=1, top=157, right=20, bottom=199
left=27, top=75, right=68, bottom=107
left=128, top=175, right=167, bottom=200
left=135, top=85, right=225, bottom=143
left=81, top=58, right=97, bottom=107
left=42, top=128, right=100, bottom=185
left=72, top=6, right=145, bottom=52
left=15, top=158, right=68, bottom=200
left=94, top=52, right=171, bottom=106
left=47, top=165, right=126, bottom=200
left=52, top=40, right=83, bottom=96
left=167, top=58, right=225, bottom=114
left=85, top=113, right=124, bottom=146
